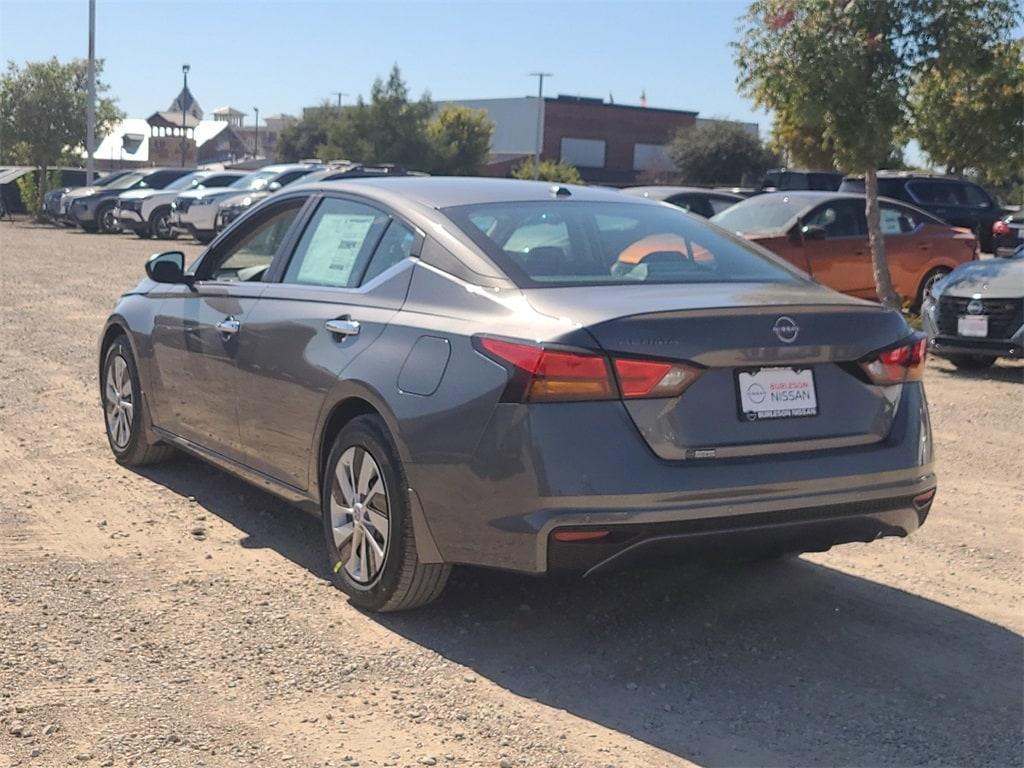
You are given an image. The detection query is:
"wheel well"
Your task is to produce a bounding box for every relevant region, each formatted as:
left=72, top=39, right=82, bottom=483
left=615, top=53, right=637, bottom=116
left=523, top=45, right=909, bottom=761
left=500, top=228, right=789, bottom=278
left=99, top=324, right=128, bottom=377
left=318, top=397, right=380, bottom=486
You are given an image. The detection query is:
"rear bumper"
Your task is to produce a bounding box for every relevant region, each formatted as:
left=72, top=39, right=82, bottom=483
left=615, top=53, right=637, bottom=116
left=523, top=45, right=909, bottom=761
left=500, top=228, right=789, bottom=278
left=409, top=382, right=935, bottom=574
left=548, top=492, right=932, bottom=574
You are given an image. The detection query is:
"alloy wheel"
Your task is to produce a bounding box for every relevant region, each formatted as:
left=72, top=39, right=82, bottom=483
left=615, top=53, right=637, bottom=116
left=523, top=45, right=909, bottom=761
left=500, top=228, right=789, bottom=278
left=101, top=207, right=120, bottom=234
left=922, top=269, right=949, bottom=298
left=330, top=446, right=391, bottom=585
left=154, top=212, right=171, bottom=239
left=104, top=355, right=134, bottom=449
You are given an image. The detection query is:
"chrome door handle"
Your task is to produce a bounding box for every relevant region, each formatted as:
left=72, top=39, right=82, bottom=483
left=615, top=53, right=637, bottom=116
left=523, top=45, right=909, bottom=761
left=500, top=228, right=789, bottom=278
left=325, top=318, right=360, bottom=337
left=216, top=317, right=240, bottom=335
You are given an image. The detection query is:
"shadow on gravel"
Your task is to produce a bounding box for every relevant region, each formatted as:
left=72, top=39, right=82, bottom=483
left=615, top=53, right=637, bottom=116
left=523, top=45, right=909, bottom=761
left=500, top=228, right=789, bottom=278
left=929, top=362, right=1024, bottom=385
left=382, top=562, right=1024, bottom=767
left=136, top=456, right=1023, bottom=767
left=135, top=455, right=328, bottom=578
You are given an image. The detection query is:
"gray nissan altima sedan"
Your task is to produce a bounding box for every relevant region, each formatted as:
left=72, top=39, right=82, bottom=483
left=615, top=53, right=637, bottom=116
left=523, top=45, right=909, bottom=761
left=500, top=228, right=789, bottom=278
left=99, top=177, right=937, bottom=611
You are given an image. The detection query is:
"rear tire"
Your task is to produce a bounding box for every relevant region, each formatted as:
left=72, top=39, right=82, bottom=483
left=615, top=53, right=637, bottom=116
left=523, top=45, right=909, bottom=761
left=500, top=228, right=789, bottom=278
left=321, top=415, right=450, bottom=612
left=949, top=354, right=997, bottom=370
left=101, top=337, right=174, bottom=466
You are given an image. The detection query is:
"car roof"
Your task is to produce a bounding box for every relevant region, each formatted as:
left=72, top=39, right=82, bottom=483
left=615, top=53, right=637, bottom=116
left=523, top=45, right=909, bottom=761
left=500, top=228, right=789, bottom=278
left=296, top=176, right=648, bottom=209
left=622, top=186, right=743, bottom=200
left=730, top=191, right=946, bottom=225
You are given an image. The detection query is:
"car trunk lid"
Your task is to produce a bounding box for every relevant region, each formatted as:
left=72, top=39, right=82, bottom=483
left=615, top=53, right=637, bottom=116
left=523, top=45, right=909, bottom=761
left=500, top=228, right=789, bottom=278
left=523, top=282, right=909, bottom=460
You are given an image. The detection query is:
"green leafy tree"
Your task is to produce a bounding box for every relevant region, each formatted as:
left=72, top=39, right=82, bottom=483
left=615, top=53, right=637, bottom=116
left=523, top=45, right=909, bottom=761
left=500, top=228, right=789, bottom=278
left=318, top=65, right=433, bottom=169
left=669, top=120, right=779, bottom=185
left=735, top=0, right=1020, bottom=308
left=910, top=39, right=1023, bottom=183
left=277, top=102, right=340, bottom=162
left=425, top=105, right=493, bottom=175
left=511, top=159, right=583, bottom=184
left=0, top=57, right=122, bottom=213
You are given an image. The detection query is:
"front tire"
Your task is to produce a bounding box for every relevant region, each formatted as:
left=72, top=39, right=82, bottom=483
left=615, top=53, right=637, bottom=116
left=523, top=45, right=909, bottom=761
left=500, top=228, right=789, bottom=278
left=949, top=354, right=997, bottom=370
left=101, top=337, right=174, bottom=466
left=321, top=415, right=450, bottom=612
left=97, top=203, right=121, bottom=234
left=915, top=267, right=950, bottom=311
left=149, top=207, right=176, bottom=240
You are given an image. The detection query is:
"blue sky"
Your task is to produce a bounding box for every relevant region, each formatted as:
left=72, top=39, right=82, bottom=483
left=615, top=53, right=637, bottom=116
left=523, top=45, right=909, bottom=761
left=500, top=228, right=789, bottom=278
left=0, top=0, right=767, bottom=127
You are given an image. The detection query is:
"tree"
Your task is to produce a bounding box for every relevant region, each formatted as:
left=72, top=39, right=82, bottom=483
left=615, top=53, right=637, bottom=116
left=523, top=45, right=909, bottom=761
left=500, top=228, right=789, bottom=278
left=0, top=58, right=122, bottom=213
left=318, top=65, right=433, bottom=169
left=277, top=102, right=339, bottom=162
left=735, top=0, right=1021, bottom=308
left=511, top=159, right=583, bottom=184
left=425, top=105, right=493, bottom=175
left=910, top=39, right=1023, bottom=183
left=669, top=120, right=779, bottom=185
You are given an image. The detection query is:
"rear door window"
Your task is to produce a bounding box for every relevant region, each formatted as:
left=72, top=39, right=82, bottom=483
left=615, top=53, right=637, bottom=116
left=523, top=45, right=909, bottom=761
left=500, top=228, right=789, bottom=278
left=283, top=197, right=390, bottom=288
left=908, top=180, right=962, bottom=206
left=962, top=184, right=992, bottom=208
left=360, top=220, right=416, bottom=285
left=880, top=204, right=920, bottom=235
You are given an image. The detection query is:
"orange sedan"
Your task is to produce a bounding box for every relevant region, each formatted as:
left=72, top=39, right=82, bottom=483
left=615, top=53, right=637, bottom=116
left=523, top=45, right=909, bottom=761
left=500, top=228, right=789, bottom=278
left=711, top=192, right=977, bottom=306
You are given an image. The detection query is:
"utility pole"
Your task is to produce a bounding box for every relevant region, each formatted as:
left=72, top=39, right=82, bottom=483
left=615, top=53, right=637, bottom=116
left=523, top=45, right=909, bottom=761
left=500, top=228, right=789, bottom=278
left=332, top=91, right=348, bottom=110
left=180, top=64, right=190, bottom=167
left=86, top=0, right=96, bottom=184
left=529, top=72, right=552, bottom=180
left=253, top=107, right=260, bottom=159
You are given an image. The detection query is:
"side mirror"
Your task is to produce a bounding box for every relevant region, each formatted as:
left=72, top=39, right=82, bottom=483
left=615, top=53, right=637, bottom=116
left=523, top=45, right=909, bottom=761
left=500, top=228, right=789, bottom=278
left=145, top=251, right=190, bottom=284
left=801, top=224, right=827, bottom=241
left=267, top=181, right=282, bottom=192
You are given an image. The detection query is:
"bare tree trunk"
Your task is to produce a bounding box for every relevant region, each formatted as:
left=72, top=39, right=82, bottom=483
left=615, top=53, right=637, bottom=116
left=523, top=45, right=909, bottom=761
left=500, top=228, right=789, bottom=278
left=864, top=166, right=901, bottom=309
left=37, top=164, right=49, bottom=220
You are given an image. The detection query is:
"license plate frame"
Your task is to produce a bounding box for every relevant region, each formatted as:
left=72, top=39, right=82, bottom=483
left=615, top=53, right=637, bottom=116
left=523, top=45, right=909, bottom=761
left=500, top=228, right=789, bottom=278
left=735, top=366, right=819, bottom=422
left=957, top=315, right=988, bottom=337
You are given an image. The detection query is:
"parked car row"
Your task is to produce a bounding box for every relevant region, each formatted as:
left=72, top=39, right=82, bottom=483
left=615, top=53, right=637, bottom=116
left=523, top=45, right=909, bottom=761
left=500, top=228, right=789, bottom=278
left=41, top=162, right=420, bottom=244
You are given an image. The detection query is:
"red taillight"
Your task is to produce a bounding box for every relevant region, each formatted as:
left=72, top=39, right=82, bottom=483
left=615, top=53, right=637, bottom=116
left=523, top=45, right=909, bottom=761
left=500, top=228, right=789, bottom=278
left=477, top=338, right=704, bottom=402
left=613, top=357, right=702, bottom=398
left=993, top=219, right=1011, bottom=237
left=860, top=337, right=927, bottom=385
left=479, top=338, right=615, bottom=402
left=552, top=529, right=610, bottom=542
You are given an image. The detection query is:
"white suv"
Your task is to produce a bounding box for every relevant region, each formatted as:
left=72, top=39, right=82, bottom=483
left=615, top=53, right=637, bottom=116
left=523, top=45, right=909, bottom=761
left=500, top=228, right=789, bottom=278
left=115, top=170, right=245, bottom=239
left=171, top=164, right=318, bottom=243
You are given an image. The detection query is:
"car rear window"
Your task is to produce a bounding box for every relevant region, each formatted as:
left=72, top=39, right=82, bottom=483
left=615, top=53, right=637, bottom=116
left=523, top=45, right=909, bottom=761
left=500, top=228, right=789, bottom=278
left=710, top=195, right=808, bottom=234
left=444, top=200, right=799, bottom=287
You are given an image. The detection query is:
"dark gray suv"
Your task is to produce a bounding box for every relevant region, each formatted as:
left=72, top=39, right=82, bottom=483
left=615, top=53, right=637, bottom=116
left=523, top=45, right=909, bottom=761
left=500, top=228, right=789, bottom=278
left=99, top=178, right=937, bottom=611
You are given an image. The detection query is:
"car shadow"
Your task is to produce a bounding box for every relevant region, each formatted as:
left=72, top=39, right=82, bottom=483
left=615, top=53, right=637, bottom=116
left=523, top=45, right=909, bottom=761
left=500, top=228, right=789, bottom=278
left=930, top=361, right=1024, bottom=384
left=135, top=456, right=1024, bottom=767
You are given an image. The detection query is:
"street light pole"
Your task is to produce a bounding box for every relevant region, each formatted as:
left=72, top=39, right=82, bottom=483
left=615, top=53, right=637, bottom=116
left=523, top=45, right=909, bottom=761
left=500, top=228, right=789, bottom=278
left=332, top=91, right=348, bottom=110
left=180, top=64, right=190, bottom=167
left=86, top=0, right=96, bottom=184
left=529, top=72, right=552, bottom=180
left=253, top=107, right=260, bottom=159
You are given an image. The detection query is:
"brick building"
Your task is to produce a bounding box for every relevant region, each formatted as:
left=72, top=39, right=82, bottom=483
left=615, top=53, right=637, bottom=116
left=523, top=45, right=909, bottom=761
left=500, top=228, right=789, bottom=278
left=441, top=95, right=757, bottom=186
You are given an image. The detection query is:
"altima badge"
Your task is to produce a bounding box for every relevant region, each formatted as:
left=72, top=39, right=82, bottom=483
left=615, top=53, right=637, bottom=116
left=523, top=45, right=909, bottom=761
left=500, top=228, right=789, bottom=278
left=772, top=316, right=800, bottom=343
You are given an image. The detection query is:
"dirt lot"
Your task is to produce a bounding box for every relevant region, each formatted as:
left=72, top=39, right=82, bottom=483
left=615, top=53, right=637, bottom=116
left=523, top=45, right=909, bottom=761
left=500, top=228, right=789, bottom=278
left=1, top=220, right=1021, bottom=768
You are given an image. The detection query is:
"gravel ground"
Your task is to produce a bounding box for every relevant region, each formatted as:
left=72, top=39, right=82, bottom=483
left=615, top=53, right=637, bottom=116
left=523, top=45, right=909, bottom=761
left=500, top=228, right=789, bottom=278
left=1, top=220, right=1022, bottom=768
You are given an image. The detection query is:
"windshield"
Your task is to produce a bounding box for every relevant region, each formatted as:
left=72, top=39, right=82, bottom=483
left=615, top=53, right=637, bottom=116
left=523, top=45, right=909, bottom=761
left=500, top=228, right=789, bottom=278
left=445, top=200, right=799, bottom=287
left=710, top=196, right=808, bottom=235
left=230, top=169, right=279, bottom=190
left=166, top=172, right=208, bottom=191
left=105, top=172, right=146, bottom=190
left=94, top=171, right=131, bottom=188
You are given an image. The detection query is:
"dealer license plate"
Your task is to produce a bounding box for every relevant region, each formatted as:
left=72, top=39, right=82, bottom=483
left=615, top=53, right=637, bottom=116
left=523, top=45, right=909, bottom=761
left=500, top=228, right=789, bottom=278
left=957, top=315, right=988, bottom=337
left=737, top=367, right=818, bottom=421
